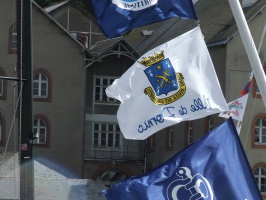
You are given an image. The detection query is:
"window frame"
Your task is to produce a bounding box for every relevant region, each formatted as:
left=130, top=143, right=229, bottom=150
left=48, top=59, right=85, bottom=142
left=184, top=121, right=193, bottom=146
left=147, top=135, right=155, bottom=152
left=33, top=114, right=50, bottom=148
left=0, top=68, right=7, bottom=100
left=165, top=126, right=174, bottom=151
left=252, top=114, right=266, bottom=149
left=33, top=69, right=52, bottom=102
left=93, top=122, right=122, bottom=150
left=253, top=163, right=266, bottom=198
left=8, top=24, right=17, bottom=54
left=93, top=76, right=119, bottom=105
left=33, top=73, right=48, bottom=98
left=0, top=115, right=6, bottom=146
left=205, top=116, right=213, bottom=133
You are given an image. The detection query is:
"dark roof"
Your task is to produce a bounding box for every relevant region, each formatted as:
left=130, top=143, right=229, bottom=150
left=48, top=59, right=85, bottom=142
left=125, top=0, right=266, bottom=54
left=89, top=37, right=124, bottom=55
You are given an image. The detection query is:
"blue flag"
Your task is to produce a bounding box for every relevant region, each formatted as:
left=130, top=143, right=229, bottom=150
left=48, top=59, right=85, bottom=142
left=102, top=118, right=263, bottom=200
left=90, top=0, right=198, bottom=38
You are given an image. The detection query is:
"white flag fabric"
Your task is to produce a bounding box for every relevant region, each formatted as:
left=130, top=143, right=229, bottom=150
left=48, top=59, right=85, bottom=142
left=219, top=93, right=248, bottom=121
left=106, top=26, right=228, bottom=140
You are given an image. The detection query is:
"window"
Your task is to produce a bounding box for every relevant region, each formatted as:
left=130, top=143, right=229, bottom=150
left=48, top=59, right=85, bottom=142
left=0, top=68, right=7, bottom=100
left=0, top=73, right=3, bottom=96
left=0, top=120, right=2, bottom=144
left=0, top=115, right=6, bottom=146
left=11, top=26, right=17, bottom=51
left=257, top=118, right=266, bottom=141
left=165, top=126, right=174, bottom=150
left=93, top=123, right=121, bottom=148
left=205, top=117, right=213, bottom=133
left=147, top=135, right=155, bottom=152
left=252, top=114, right=266, bottom=149
left=34, top=118, right=47, bottom=144
left=184, top=121, right=193, bottom=146
left=253, top=163, right=266, bottom=198
left=94, top=76, right=118, bottom=104
left=255, top=167, right=266, bottom=194
left=33, top=73, right=48, bottom=97
left=33, top=69, right=52, bottom=102
left=8, top=24, right=17, bottom=54
left=255, top=118, right=266, bottom=143
left=34, top=115, right=50, bottom=148
left=188, top=121, right=193, bottom=145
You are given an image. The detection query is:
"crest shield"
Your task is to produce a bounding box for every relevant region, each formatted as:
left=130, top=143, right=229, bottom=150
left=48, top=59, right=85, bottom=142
left=144, top=58, right=178, bottom=96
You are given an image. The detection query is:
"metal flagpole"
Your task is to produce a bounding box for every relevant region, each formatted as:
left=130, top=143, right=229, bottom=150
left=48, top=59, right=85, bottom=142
left=228, top=0, right=266, bottom=108
left=258, top=21, right=266, bottom=54
left=236, top=20, right=266, bottom=134
left=17, top=0, right=34, bottom=199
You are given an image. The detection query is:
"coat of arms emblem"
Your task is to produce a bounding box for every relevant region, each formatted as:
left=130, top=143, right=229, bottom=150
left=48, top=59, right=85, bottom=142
left=139, top=51, right=186, bottom=105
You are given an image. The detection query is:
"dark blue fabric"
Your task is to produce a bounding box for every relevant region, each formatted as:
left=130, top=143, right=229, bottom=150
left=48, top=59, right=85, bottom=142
left=89, top=0, right=197, bottom=38
left=102, top=118, right=263, bottom=200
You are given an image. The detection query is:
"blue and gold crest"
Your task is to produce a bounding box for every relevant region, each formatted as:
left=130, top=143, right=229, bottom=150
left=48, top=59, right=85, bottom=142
left=144, top=58, right=178, bottom=96
left=139, top=51, right=186, bottom=105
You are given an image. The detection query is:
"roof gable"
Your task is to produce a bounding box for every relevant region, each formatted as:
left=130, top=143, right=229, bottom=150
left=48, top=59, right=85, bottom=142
left=33, top=1, right=91, bottom=55
left=85, top=37, right=140, bottom=68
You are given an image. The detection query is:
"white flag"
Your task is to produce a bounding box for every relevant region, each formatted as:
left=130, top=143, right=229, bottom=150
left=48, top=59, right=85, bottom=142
left=106, top=27, right=228, bottom=140
left=219, top=94, right=248, bottom=121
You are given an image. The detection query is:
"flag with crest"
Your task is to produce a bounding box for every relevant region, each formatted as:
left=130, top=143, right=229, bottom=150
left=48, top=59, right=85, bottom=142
left=106, top=27, right=227, bottom=140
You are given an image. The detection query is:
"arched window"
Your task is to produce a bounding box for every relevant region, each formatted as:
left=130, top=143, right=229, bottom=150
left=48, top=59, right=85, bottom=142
left=253, top=163, right=266, bottom=198
left=252, top=114, right=266, bottom=149
left=8, top=24, right=17, bottom=54
left=33, top=73, right=48, bottom=97
left=34, top=118, right=46, bottom=144
left=33, top=69, right=52, bottom=102
left=255, top=118, right=266, bottom=143
left=255, top=167, right=266, bottom=194
left=34, top=115, right=50, bottom=148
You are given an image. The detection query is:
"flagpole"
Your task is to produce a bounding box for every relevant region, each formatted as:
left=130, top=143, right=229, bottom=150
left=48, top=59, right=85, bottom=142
left=228, top=0, right=266, bottom=108
left=258, top=21, right=266, bottom=53
left=237, top=20, right=265, bottom=135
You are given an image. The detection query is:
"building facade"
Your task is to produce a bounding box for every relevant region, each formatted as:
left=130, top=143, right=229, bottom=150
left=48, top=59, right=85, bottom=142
left=1, top=0, right=266, bottom=197
left=0, top=0, right=87, bottom=178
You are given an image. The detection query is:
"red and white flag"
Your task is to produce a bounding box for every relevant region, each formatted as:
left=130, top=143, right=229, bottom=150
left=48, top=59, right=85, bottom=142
left=219, top=94, right=248, bottom=121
